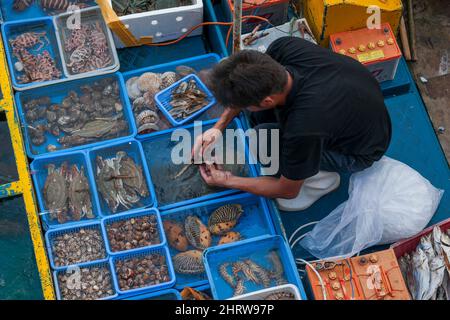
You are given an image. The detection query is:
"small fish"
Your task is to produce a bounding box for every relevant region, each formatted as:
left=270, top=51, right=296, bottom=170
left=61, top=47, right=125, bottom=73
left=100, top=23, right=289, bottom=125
left=432, top=226, right=444, bottom=256
left=412, top=248, right=430, bottom=300
left=423, top=256, right=446, bottom=300
left=219, top=262, right=235, bottom=288
left=399, top=254, right=416, bottom=298
left=419, top=234, right=436, bottom=261
left=439, top=231, right=450, bottom=266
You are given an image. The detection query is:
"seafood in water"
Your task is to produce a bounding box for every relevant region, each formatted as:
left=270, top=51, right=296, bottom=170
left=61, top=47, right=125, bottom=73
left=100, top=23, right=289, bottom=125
left=244, top=259, right=271, bottom=288
left=265, top=291, right=296, bottom=300
left=43, top=163, right=68, bottom=223
left=13, top=0, right=34, bottom=11
left=138, top=73, right=161, bottom=92
left=168, top=79, right=210, bottom=121
left=172, top=250, right=204, bottom=274
left=232, top=261, right=259, bottom=284
left=163, top=220, right=189, bottom=252
left=96, top=156, right=119, bottom=213
left=67, top=164, right=93, bottom=221
left=233, top=278, right=246, bottom=297
left=184, top=216, right=212, bottom=250
left=219, top=262, right=235, bottom=288
left=412, top=248, right=430, bottom=300
left=181, top=287, right=212, bottom=300
left=10, top=32, right=48, bottom=51
left=117, top=151, right=149, bottom=198
left=208, top=204, right=243, bottom=235
left=218, top=231, right=242, bottom=245
left=267, top=250, right=286, bottom=285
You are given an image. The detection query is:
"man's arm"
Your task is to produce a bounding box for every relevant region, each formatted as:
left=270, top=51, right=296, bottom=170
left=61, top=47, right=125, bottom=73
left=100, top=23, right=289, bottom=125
left=199, top=164, right=303, bottom=199
left=213, top=107, right=241, bottom=131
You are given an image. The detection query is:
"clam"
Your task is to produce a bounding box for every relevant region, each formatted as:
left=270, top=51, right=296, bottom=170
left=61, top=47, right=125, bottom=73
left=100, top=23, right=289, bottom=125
left=163, top=220, right=189, bottom=252
left=218, top=231, right=242, bottom=245
left=137, top=72, right=162, bottom=92
left=172, top=250, right=205, bottom=274
left=208, top=204, right=244, bottom=235
left=185, top=216, right=211, bottom=250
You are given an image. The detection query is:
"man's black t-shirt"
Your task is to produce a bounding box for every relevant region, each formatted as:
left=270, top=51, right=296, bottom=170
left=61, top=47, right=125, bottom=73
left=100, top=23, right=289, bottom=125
left=265, top=37, right=392, bottom=180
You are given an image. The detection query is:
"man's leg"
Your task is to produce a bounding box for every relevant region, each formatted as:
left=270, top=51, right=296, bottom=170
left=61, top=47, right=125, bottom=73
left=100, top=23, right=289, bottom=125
left=320, top=150, right=373, bottom=174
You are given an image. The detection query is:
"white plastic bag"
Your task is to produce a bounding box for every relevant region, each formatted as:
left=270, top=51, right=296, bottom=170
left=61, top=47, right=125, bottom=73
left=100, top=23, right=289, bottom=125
left=300, top=156, right=444, bottom=259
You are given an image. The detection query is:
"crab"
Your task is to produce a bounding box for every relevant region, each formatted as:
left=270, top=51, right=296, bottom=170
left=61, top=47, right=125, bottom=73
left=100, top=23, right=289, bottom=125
left=43, top=162, right=68, bottom=223
left=96, top=156, right=120, bottom=213
left=10, top=31, right=48, bottom=52
left=68, top=164, right=93, bottom=221
left=116, top=151, right=149, bottom=198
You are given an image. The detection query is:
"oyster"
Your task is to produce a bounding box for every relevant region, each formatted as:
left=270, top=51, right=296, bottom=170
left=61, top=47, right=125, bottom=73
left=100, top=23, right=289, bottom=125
left=208, top=204, right=243, bottom=235
left=163, top=220, right=189, bottom=252
left=172, top=250, right=205, bottom=274
left=185, top=216, right=211, bottom=250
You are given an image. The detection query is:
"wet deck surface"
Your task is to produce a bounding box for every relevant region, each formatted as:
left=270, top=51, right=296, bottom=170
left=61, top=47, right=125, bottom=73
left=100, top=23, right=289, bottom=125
left=408, top=0, right=450, bottom=161
left=0, top=195, right=43, bottom=300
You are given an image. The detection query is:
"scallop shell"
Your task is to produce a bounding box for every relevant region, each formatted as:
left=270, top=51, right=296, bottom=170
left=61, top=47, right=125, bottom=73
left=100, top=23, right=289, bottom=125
left=185, top=216, right=211, bottom=249
left=208, top=204, right=244, bottom=235
left=175, top=65, right=197, bottom=78
left=126, top=77, right=141, bottom=100
left=138, top=72, right=162, bottom=92
left=218, top=231, right=241, bottom=245
left=138, top=123, right=160, bottom=134
left=163, top=220, right=189, bottom=252
left=132, top=96, right=146, bottom=111
left=173, top=250, right=205, bottom=274
left=160, top=72, right=178, bottom=89
left=143, top=91, right=157, bottom=107
left=136, top=109, right=159, bottom=126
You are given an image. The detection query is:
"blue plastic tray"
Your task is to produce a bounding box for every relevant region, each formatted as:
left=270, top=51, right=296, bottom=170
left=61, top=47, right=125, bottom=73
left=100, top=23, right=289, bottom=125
left=140, top=118, right=258, bottom=210
left=53, top=260, right=118, bottom=300
left=102, top=207, right=166, bottom=256
left=203, top=235, right=307, bottom=300
left=110, top=245, right=176, bottom=296
left=122, top=53, right=224, bottom=138
left=160, top=193, right=276, bottom=289
left=2, top=17, right=65, bottom=90
left=87, top=139, right=157, bottom=215
left=30, top=150, right=100, bottom=230
left=15, top=72, right=136, bottom=158
left=0, top=0, right=97, bottom=22
left=122, top=288, right=182, bottom=300
left=45, top=221, right=108, bottom=271
left=155, top=74, right=217, bottom=126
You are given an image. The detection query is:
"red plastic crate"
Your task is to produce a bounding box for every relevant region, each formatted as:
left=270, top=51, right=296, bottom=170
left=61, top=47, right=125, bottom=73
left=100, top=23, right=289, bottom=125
left=390, top=218, right=450, bottom=258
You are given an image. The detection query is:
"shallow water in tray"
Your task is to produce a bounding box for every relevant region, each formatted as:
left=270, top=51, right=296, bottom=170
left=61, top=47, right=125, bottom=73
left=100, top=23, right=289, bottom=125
left=142, top=124, right=250, bottom=207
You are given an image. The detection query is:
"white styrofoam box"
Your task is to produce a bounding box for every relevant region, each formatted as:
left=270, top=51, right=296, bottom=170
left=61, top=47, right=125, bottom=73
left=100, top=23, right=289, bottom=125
left=108, top=0, right=203, bottom=48
left=241, top=18, right=316, bottom=53
left=228, top=284, right=302, bottom=300
left=54, top=7, right=119, bottom=79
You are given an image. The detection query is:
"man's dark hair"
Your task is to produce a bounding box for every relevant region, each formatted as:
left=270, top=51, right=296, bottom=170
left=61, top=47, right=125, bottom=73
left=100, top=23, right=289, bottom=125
left=208, top=50, right=287, bottom=109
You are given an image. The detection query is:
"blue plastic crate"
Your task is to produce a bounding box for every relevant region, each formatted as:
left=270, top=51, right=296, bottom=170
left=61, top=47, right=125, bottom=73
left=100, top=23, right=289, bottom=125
left=53, top=260, right=118, bottom=300
left=140, top=118, right=258, bottom=210
left=0, top=1, right=97, bottom=23
left=122, top=53, right=224, bottom=139
left=86, top=139, right=157, bottom=215
left=2, top=17, right=65, bottom=90
left=102, top=207, right=166, bottom=256
left=203, top=235, right=307, bottom=300
left=45, top=221, right=108, bottom=271
left=30, top=150, right=100, bottom=230
left=123, top=288, right=182, bottom=300
left=160, top=193, right=276, bottom=289
left=15, top=72, right=136, bottom=159
left=155, top=74, right=217, bottom=126
left=111, top=246, right=176, bottom=296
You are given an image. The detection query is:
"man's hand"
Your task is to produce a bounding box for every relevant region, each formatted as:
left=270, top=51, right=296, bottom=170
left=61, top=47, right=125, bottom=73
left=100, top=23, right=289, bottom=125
left=199, top=163, right=234, bottom=188
left=191, top=128, right=222, bottom=162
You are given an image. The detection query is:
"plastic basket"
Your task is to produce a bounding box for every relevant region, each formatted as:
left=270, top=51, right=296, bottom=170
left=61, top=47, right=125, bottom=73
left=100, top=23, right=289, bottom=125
left=111, top=246, right=176, bottom=296
left=15, top=72, right=136, bottom=159
left=45, top=221, right=108, bottom=271
left=123, top=288, right=181, bottom=300
left=139, top=118, right=258, bottom=210
left=53, top=260, right=118, bottom=300
left=30, top=150, right=100, bottom=230
left=228, top=283, right=302, bottom=300
left=155, top=74, right=216, bottom=126
left=2, top=17, right=65, bottom=91
left=161, top=193, right=276, bottom=289
left=54, top=7, right=119, bottom=78
left=0, top=0, right=97, bottom=23
left=203, top=235, right=307, bottom=300
left=102, top=207, right=166, bottom=256
left=87, top=139, right=157, bottom=215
